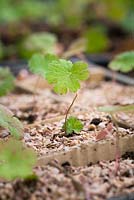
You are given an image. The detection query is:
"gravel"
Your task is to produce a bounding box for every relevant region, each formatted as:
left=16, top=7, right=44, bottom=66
left=0, top=158, right=133, bottom=200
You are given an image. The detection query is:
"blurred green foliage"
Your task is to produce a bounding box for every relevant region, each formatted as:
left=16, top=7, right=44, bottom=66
left=109, top=51, right=134, bottom=73
left=0, top=0, right=45, bottom=23
left=0, top=0, right=133, bottom=32
left=19, top=32, right=57, bottom=59
left=0, top=139, right=37, bottom=180
left=0, top=41, right=4, bottom=59
left=0, top=0, right=133, bottom=60
left=0, top=68, right=15, bottom=96
left=85, top=26, right=109, bottom=53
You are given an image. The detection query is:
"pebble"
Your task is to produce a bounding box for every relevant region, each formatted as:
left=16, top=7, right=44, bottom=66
left=88, top=124, right=96, bottom=131
left=30, top=131, right=36, bottom=136
left=24, top=133, right=31, bottom=142
left=98, top=122, right=106, bottom=129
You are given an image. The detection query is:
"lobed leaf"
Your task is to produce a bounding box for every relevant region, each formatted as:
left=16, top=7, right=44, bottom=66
left=29, top=54, right=89, bottom=94
left=28, top=53, right=58, bottom=76
left=46, top=60, right=89, bottom=94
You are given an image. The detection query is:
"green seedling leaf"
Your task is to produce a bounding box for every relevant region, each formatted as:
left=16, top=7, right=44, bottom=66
left=0, top=139, right=37, bottom=180
left=0, top=104, right=23, bottom=139
left=109, top=51, right=134, bottom=72
left=28, top=53, right=58, bottom=76
left=63, top=116, right=83, bottom=136
left=98, top=104, right=134, bottom=113
left=46, top=60, right=89, bottom=94
left=0, top=68, right=15, bottom=96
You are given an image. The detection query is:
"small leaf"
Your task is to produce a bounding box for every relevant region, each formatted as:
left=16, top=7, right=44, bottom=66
left=109, top=51, right=134, bottom=72
left=0, top=139, right=37, bottom=180
left=28, top=53, right=58, bottom=76
left=0, top=104, right=23, bottom=139
left=46, top=59, right=89, bottom=94
left=0, top=68, right=15, bottom=96
left=63, top=116, right=83, bottom=136
left=98, top=105, right=134, bottom=113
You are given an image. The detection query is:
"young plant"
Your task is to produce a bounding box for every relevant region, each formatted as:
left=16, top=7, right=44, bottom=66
left=62, top=116, right=83, bottom=136
left=0, top=139, right=37, bottom=180
left=0, top=104, right=23, bottom=139
left=29, top=53, right=89, bottom=135
left=108, top=51, right=134, bottom=73
left=0, top=68, right=15, bottom=96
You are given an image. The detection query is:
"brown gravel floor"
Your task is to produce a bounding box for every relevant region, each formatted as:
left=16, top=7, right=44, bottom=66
left=24, top=111, right=134, bottom=156
left=0, top=81, right=134, bottom=125
left=0, top=157, right=133, bottom=200
left=0, top=80, right=134, bottom=200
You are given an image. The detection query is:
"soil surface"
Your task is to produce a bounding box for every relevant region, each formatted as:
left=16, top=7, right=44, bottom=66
left=0, top=158, right=133, bottom=200
left=0, top=77, right=134, bottom=200
left=24, top=111, right=133, bottom=157
left=0, top=81, right=134, bottom=125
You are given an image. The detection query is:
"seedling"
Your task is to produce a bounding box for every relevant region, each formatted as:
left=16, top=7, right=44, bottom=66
left=0, top=68, right=15, bottom=96
left=0, top=104, right=23, bottom=139
left=62, top=115, right=83, bottom=136
left=29, top=53, right=89, bottom=135
left=109, top=51, right=134, bottom=73
left=0, top=139, right=37, bottom=180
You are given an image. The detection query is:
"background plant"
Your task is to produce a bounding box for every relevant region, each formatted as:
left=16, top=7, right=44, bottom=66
left=109, top=51, right=134, bottom=73
left=0, top=68, right=15, bottom=97
left=0, top=104, right=37, bottom=180
left=19, top=32, right=58, bottom=59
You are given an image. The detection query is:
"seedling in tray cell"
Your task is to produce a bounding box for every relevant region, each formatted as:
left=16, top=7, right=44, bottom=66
left=29, top=53, right=89, bottom=136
